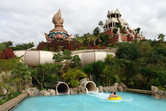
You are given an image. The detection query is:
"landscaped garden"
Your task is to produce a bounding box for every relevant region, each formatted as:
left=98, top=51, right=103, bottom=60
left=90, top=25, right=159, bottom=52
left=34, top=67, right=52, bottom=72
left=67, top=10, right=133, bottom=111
left=83, top=38, right=166, bottom=90
left=37, top=27, right=112, bottom=52
left=0, top=92, right=21, bottom=105
left=1, top=33, right=166, bottom=94
left=1, top=0, right=166, bottom=110
left=0, top=29, right=166, bottom=111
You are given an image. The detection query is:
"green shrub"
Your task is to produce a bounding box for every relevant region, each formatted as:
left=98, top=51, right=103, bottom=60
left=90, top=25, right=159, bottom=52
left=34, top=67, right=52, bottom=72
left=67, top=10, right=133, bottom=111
left=128, top=74, right=148, bottom=89
left=139, top=42, right=153, bottom=57
left=63, top=49, right=72, bottom=60
left=11, top=42, right=34, bottom=50
left=0, top=92, right=21, bottom=105
left=71, top=55, right=81, bottom=68
left=82, top=60, right=105, bottom=85
left=157, top=86, right=166, bottom=91
left=116, top=42, right=141, bottom=61
left=113, top=28, right=118, bottom=34
left=31, top=63, right=60, bottom=89
left=11, top=62, right=31, bottom=91
left=155, top=47, right=166, bottom=56
left=0, top=58, right=20, bottom=73
left=0, top=43, right=7, bottom=55
left=53, top=53, right=64, bottom=63
left=62, top=68, right=87, bottom=88
left=104, top=54, right=114, bottom=64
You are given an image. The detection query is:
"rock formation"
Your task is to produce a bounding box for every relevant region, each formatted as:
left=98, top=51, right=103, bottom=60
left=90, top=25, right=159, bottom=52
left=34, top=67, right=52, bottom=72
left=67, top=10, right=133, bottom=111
left=151, top=86, right=166, bottom=99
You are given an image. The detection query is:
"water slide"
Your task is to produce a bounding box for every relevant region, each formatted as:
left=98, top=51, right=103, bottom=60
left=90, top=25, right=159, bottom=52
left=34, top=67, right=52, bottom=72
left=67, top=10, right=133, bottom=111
left=14, top=49, right=115, bottom=66
left=55, top=82, right=70, bottom=95
left=14, top=50, right=115, bottom=94
left=80, top=78, right=98, bottom=93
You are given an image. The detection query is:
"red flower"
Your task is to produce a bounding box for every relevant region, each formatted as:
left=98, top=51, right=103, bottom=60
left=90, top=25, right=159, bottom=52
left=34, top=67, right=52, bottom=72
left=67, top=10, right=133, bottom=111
left=37, top=43, right=46, bottom=50
left=100, top=46, right=107, bottom=49
left=1, top=48, right=16, bottom=59
left=77, top=44, right=83, bottom=49
left=87, top=45, right=92, bottom=49
left=65, top=44, right=74, bottom=51
left=93, top=45, right=98, bottom=49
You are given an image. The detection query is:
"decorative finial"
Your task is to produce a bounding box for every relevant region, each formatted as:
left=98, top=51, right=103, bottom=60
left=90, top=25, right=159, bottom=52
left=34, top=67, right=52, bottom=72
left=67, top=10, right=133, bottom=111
left=44, top=9, right=72, bottom=42
left=52, top=9, right=64, bottom=26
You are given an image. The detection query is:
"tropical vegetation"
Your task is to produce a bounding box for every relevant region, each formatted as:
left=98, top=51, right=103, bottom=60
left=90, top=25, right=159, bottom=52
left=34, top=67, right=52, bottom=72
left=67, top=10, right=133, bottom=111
left=82, top=36, right=166, bottom=90
left=0, top=41, right=34, bottom=51
left=0, top=20, right=166, bottom=105
left=62, top=68, right=87, bottom=88
left=37, top=26, right=111, bottom=52
left=31, top=63, right=60, bottom=89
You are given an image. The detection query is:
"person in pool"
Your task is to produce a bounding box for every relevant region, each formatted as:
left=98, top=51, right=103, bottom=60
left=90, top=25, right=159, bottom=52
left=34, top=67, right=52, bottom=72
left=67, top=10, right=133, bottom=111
left=108, top=92, right=119, bottom=98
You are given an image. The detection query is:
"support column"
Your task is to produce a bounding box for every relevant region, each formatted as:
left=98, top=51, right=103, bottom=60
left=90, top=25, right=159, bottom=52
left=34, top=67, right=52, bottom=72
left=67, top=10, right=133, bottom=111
left=118, top=28, right=122, bottom=42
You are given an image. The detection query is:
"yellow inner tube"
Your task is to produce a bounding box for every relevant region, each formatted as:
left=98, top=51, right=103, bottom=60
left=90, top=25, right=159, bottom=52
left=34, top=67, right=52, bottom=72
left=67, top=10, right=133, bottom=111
left=108, top=97, right=122, bottom=100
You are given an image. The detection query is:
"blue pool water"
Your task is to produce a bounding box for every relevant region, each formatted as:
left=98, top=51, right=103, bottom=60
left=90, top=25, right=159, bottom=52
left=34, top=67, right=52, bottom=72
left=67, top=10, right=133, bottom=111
left=13, top=92, right=166, bottom=111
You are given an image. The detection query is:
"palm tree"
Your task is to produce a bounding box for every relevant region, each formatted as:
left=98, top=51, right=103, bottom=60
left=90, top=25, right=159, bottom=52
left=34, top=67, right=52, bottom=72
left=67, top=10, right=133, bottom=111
left=135, top=27, right=141, bottom=34
left=72, top=33, right=80, bottom=42
left=79, top=33, right=94, bottom=46
left=73, top=34, right=86, bottom=44
left=98, top=21, right=104, bottom=32
left=98, top=21, right=103, bottom=27
left=93, top=27, right=102, bottom=45
left=86, top=33, right=97, bottom=42
left=158, top=33, right=165, bottom=42
left=93, top=27, right=100, bottom=37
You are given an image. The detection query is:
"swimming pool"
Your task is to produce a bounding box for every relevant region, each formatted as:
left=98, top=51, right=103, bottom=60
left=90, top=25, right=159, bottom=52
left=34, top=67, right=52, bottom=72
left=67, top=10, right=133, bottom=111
left=13, top=92, right=166, bottom=111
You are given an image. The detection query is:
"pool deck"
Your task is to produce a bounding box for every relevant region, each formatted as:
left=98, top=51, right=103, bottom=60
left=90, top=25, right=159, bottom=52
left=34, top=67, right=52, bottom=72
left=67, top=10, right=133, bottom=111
left=0, top=93, right=27, bottom=111
left=126, top=88, right=152, bottom=95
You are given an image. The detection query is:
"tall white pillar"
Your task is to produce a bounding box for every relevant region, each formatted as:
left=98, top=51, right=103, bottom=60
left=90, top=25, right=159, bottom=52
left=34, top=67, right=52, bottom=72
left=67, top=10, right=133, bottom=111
left=118, top=28, right=122, bottom=42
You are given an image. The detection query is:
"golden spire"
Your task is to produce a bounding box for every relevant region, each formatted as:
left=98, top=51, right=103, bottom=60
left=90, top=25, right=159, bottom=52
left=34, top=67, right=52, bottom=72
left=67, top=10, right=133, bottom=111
left=52, top=9, right=64, bottom=26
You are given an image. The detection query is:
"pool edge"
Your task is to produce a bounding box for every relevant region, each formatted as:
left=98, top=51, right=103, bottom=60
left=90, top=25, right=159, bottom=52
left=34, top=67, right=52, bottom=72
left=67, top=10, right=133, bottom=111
left=126, top=88, right=152, bottom=95
left=0, top=93, right=27, bottom=111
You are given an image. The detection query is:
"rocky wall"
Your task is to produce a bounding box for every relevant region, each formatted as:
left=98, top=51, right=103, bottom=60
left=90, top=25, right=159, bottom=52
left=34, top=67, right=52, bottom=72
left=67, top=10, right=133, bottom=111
left=24, top=82, right=127, bottom=97
left=98, top=83, right=127, bottom=93
left=151, top=86, right=166, bottom=99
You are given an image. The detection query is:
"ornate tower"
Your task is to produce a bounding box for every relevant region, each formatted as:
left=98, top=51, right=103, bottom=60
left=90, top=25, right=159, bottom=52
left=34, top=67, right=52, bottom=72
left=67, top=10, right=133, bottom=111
left=103, top=9, right=128, bottom=31
left=103, top=9, right=145, bottom=45
left=45, top=10, right=72, bottom=42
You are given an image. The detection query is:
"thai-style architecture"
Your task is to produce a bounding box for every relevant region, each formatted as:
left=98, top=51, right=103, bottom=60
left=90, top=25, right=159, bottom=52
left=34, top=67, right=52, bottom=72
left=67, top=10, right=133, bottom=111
left=103, top=9, right=145, bottom=45
left=44, top=10, right=72, bottom=42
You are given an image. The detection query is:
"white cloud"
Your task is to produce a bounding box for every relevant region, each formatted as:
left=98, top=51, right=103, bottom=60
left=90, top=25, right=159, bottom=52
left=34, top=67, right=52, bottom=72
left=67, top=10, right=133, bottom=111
left=0, top=0, right=166, bottom=45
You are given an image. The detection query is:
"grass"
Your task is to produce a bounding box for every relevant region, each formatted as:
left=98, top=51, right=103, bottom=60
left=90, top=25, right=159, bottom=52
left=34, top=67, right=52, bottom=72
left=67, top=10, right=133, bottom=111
left=0, top=92, right=21, bottom=105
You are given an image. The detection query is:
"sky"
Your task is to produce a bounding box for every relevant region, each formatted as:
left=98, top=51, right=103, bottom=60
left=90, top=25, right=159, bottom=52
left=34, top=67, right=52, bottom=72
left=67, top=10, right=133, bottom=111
left=0, top=0, right=166, bottom=45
